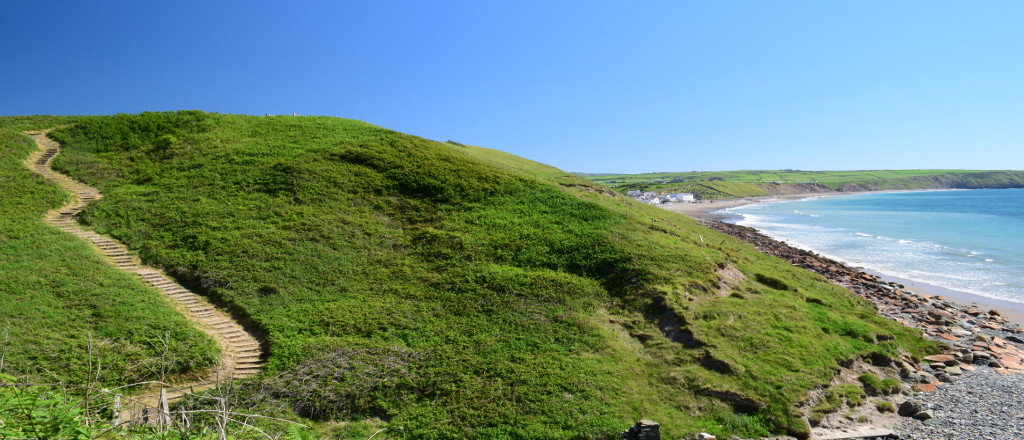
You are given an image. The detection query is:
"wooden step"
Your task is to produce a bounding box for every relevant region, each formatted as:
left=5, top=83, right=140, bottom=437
left=29, top=131, right=268, bottom=395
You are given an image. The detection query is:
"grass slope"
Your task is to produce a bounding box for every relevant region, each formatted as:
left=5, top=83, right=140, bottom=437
left=28, top=111, right=938, bottom=439
left=442, top=140, right=564, bottom=179
left=0, top=117, right=217, bottom=386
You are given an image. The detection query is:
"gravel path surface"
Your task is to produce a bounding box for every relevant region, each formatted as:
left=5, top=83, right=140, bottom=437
left=894, top=368, right=1024, bottom=440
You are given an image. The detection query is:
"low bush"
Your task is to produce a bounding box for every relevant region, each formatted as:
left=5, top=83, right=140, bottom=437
left=859, top=373, right=901, bottom=395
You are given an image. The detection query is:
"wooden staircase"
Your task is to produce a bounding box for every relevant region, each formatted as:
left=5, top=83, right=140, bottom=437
left=24, top=131, right=265, bottom=424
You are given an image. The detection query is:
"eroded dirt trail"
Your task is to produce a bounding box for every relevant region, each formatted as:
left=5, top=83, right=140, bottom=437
left=24, top=131, right=264, bottom=421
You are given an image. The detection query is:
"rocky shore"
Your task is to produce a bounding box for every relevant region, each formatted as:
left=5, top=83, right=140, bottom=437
left=701, top=220, right=1024, bottom=439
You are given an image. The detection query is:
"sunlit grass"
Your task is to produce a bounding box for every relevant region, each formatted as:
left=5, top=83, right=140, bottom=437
left=0, top=111, right=941, bottom=439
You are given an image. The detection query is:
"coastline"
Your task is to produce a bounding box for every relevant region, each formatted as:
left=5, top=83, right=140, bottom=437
left=865, top=271, right=1024, bottom=329
left=663, top=194, right=1024, bottom=328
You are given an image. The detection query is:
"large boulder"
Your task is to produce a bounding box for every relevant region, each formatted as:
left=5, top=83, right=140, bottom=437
left=913, top=410, right=935, bottom=421
left=898, top=400, right=924, bottom=416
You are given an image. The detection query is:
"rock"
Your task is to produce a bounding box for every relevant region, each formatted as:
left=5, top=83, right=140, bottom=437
left=973, top=351, right=991, bottom=360
left=989, top=309, right=1002, bottom=316
left=1009, top=335, right=1024, bottom=344
left=950, top=328, right=973, bottom=337
left=916, top=383, right=937, bottom=392
left=961, top=353, right=974, bottom=363
left=622, top=420, right=660, bottom=440
left=929, top=362, right=947, bottom=370
left=899, top=399, right=925, bottom=416
left=913, top=410, right=935, bottom=421
left=945, top=366, right=964, bottom=376
left=1001, top=356, right=1024, bottom=370
left=923, top=354, right=955, bottom=363
left=697, top=434, right=716, bottom=440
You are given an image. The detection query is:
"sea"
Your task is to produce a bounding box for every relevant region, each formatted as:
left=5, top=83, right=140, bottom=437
left=723, top=188, right=1024, bottom=305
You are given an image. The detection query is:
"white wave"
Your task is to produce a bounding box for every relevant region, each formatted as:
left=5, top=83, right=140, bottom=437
left=810, top=214, right=820, bottom=217
left=855, top=232, right=872, bottom=237
left=986, top=259, right=995, bottom=262
left=898, top=240, right=913, bottom=244
left=903, top=269, right=981, bottom=282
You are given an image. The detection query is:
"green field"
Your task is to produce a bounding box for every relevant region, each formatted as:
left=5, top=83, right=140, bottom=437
left=1, top=112, right=939, bottom=439
left=584, top=168, right=1024, bottom=198
left=585, top=169, right=996, bottom=186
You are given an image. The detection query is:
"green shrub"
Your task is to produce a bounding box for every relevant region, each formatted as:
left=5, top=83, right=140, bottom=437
left=755, top=273, right=790, bottom=291
left=812, top=384, right=866, bottom=417
left=859, top=373, right=901, bottom=395
left=837, top=384, right=866, bottom=406
left=874, top=400, right=895, bottom=413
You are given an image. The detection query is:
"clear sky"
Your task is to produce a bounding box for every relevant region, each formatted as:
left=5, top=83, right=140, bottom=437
left=4, top=1, right=1024, bottom=173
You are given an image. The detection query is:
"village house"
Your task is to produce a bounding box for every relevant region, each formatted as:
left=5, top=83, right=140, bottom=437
left=625, top=191, right=696, bottom=204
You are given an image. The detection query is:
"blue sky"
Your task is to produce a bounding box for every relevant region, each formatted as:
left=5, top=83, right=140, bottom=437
left=4, top=1, right=1023, bottom=173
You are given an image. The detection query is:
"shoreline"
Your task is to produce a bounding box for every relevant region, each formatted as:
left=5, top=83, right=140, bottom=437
left=663, top=193, right=1024, bottom=328
left=864, top=271, right=1024, bottom=329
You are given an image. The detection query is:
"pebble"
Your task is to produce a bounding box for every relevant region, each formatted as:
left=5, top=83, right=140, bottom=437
left=894, top=368, right=1024, bottom=440
left=704, top=220, right=1024, bottom=440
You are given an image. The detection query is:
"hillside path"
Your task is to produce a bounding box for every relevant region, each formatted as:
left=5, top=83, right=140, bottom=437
left=23, top=131, right=264, bottom=421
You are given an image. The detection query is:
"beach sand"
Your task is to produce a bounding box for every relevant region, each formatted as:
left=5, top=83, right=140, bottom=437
left=662, top=196, right=1024, bottom=328
left=660, top=194, right=823, bottom=221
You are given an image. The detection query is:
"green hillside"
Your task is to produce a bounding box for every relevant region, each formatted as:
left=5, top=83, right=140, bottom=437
left=0, top=117, right=217, bottom=387
left=3, top=112, right=937, bottom=439
left=443, top=140, right=565, bottom=179
left=587, top=169, right=1024, bottom=196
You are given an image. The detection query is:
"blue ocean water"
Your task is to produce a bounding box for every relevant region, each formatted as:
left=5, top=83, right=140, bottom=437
left=725, top=188, right=1024, bottom=304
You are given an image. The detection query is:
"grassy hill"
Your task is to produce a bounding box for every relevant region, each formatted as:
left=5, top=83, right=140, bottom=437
left=0, top=116, right=217, bottom=387
left=2, top=112, right=938, bottom=439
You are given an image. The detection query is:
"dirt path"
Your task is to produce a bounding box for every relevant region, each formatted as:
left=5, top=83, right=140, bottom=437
left=23, top=131, right=264, bottom=423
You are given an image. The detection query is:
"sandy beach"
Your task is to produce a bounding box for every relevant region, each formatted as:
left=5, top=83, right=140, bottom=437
left=660, top=194, right=819, bottom=221
left=663, top=195, right=1024, bottom=328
